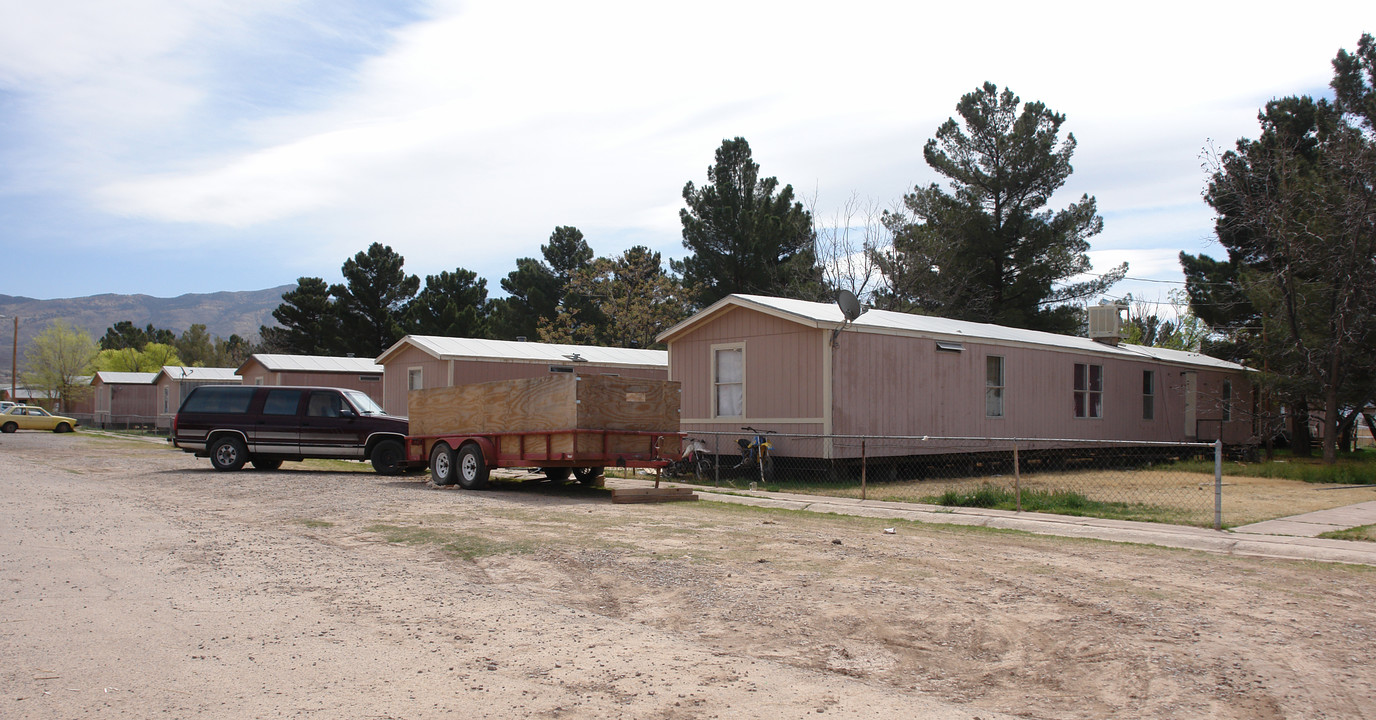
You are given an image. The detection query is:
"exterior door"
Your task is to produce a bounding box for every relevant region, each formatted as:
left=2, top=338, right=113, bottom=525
left=250, top=388, right=302, bottom=455
left=300, top=390, right=367, bottom=458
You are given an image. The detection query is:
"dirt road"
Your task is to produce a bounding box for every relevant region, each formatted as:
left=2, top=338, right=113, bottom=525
left=2, top=432, right=1373, bottom=719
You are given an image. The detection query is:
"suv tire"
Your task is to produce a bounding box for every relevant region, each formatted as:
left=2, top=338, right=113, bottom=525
left=209, top=436, right=248, bottom=471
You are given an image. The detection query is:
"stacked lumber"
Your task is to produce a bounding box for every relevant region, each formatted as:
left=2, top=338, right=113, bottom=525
left=610, top=487, right=699, bottom=504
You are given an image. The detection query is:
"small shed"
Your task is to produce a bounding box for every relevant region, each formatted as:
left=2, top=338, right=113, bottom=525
left=656, top=294, right=1255, bottom=458
left=90, top=371, right=158, bottom=429
left=153, top=366, right=241, bottom=429
left=375, top=336, right=668, bottom=417
left=236, top=354, right=385, bottom=405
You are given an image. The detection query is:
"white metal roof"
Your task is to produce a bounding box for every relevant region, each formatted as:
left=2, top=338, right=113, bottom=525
left=659, top=294, right=1247, bottom=373
left=378, top=335, right=668, bottom=369
left=93, top=371, right=158, bottom=385
left=244, top=354, right=384, bottom=374
left=157, top=366, right=241, bottom=382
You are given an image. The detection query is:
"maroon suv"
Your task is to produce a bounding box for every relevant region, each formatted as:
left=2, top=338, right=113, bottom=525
left=171, top=385, right=413, bottom=474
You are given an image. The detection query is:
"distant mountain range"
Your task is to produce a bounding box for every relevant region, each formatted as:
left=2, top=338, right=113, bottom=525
left=0, top=285, right=293, bottom=377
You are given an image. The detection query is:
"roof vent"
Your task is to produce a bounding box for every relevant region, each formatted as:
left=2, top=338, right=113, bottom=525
left=1088, top=304, right=1128, bottom=345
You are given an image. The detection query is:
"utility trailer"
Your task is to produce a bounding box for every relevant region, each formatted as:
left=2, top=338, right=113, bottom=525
left=404, top=373, right=682, bottom=489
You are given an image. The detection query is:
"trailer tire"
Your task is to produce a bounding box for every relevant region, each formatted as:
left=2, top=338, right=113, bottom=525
left=430, top=442, right=456, bottom=486
left=572, top=467, right=603, bottom=485
left=457, top=444, right=490, bottom=490
left=543, top=467, right=571, bottom=482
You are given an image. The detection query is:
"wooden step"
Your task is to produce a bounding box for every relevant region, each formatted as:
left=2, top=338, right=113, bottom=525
left=610, top=487, right=699, bottom=504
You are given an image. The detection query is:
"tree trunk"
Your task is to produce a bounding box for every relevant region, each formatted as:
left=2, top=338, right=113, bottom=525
left=1322, top=387, right=1340, bottom=464
left=1291, top=400, right=1313, bottom=457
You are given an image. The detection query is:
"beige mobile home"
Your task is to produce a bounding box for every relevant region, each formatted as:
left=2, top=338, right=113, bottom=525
left=658, top=295, right=1254, bottom=459
left=375, top=336, right=668, bottom=417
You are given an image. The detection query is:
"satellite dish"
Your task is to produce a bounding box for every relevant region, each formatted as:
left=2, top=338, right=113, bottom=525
left=836, top=289, right=863, bottom=322
left=831, top=289, right=865, bottom=348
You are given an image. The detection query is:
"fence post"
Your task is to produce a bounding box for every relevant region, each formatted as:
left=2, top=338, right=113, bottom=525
left=714, top=434, right=720, bottom=488
left=1214, top=440, right=1223, bottom=531
left=861, top=439, right=867, bottom=501
left=1013, top=442, right=1021, bottom=513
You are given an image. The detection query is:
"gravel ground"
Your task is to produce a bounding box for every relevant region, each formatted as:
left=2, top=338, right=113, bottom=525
left=2, top=431, right=1374, bottom=719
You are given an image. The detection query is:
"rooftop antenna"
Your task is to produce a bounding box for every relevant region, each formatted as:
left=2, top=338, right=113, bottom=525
left=831, top=289, right=865, bottom=347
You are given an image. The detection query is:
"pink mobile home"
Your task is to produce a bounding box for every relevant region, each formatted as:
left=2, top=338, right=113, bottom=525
left=236, top=354, right=385, bottom=405
left=154, top=366, right=240, bottom=430
left=657, top=295, right=1254, bottom=459
left=90, top=371, right=159, bottom=428
left=375, top=336, right=668, bottom=417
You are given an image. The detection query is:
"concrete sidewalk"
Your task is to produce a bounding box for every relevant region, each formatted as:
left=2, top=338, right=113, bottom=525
left=1233, top=500, right=1376, bottom=538
left=609, top=479, right=1376, bottom=567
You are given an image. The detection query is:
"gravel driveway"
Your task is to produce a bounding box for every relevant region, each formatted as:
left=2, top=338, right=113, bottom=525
left=3, top=432, right=1373, bottom=719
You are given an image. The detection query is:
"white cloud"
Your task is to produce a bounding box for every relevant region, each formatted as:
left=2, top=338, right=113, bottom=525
left=2, top=0, right=1371, bottom=297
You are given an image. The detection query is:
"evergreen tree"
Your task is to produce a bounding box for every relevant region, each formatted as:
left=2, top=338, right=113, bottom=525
left=541, top=246, right=688, bottom=349
left=875, top=83, right=1123, bottom=334
left=330, top=243, right=420, bottom=358
left=1198, top=87, right=1376, bottom=464
left=259, top=277, right=340, bottom=355
left=675, top=138, right=819, bottom=308
left=406, top=268, right=491, bottom=338
left=489, top=226, right=597, bottom=340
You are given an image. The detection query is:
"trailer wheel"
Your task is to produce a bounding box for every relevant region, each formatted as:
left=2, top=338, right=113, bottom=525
left=572, top=467, right=603, bottom=485
left=209, top=436, right=247, bottom=472
left=457, top=444, right=490, bottom=490
left=543, top=467, right=572, bottom=482
left=430, top=442, right=456, bottom=486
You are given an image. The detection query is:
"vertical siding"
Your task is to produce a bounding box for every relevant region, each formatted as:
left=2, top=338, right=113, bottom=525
left=668, top=306, right=822, bottom=424
left=827, top=334, right=1255, bottom=456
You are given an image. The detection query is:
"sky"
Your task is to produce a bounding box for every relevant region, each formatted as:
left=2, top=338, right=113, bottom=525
left=0, top=0, right=1369, bottom=311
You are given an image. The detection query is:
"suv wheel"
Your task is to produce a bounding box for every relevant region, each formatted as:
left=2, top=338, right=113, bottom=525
left=209, top=436, right=248, bottom=471
left=371, top=439, right=405, bottom=476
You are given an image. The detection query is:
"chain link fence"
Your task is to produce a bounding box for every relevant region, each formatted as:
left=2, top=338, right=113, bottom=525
left=661, top=431, right=1224, bottom=528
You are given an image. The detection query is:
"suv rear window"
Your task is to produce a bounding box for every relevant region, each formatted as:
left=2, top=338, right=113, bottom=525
left=263, top=389, right=302, bottom=415
left=180, top=386, right=256, bottom=414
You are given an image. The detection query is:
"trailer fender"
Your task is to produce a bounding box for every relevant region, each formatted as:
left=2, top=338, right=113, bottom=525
left=462, top=436, right=499, bottom=467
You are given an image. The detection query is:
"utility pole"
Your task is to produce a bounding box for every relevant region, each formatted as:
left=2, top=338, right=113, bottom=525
left=0, top=314, right=14, bottom=402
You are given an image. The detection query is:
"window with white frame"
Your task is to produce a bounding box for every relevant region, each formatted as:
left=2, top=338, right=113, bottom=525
left=408, top=368, right=423, bottom=391
left=713, top=345, right=744, bottom=418
left=985, top=356, right=1004, bottom=417
left=1222, top=380, right=1232, bottom=421
left=1074, top=363, right=1103, bottom=418
left=1142, top=370, right=1155, bottom=420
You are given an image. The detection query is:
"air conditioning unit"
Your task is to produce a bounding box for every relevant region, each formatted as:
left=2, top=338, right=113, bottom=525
left=1087, top=304, right=1128, bottom=345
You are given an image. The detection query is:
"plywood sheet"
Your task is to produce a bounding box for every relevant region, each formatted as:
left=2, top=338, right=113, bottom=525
left=409, top=374, right=681, bottom=437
